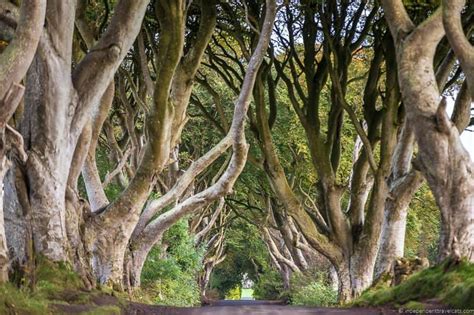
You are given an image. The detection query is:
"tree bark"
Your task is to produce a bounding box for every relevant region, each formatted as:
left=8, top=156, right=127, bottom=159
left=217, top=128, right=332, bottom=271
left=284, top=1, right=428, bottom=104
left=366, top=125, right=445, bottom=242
left=84, top=0, right=186, bottom=287
left=442, top=0, right=474, bottom=99
left=12, top=0, right=150, bottom=271
left=382, top=1, right=474, bottom=262
left=0, top=167, right=8, bottom=282
left=374, top=170, right=423, bottom=279
left=0, top=0, right=46, bottom=282
left=126, top=0, right=276, bottom=288
left=81, top=83, right=114, bottom=212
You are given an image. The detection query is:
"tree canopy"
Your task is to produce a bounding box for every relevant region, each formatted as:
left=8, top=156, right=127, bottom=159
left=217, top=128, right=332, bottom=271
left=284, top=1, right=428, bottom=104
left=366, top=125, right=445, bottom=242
left=0, top=0, right=472, bottom=310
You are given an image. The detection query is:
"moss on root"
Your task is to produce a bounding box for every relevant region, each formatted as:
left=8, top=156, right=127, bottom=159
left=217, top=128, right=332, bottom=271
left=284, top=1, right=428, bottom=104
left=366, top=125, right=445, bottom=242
left=76, top=305, right=122, bottom=315
left=1, top=257, right=129, bottom=314
left=0, top=283, right=49, bottom=315
left=354, top=259, right=474, bottom=309
left=33, top=256, right=86, bottom=302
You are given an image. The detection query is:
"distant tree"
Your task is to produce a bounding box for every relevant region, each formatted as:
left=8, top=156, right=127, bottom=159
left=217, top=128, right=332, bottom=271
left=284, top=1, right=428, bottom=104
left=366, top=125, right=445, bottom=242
left=203, top=0, right=472, bottom=301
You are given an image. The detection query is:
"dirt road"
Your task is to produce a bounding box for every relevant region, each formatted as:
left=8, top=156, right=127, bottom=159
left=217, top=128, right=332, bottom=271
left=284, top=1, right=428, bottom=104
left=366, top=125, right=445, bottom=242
left=126, top=300, right=399, bottom=314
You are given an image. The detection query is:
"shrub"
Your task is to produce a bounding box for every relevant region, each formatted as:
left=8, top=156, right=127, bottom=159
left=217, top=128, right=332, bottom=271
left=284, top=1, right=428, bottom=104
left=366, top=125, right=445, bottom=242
left=140, top=219, right=204, bottom=306
left=289, top=270, right=337, bottom=307
left=253, top=270, right=285, bottom=300
left=225, top=286, right=241, bottom=300
left=144, top=273, right=200, bottom=307
left=0, top=283, right=48, bottom=315
left=291, top=281, right=338, bottom=307
left=355, top=259, right=474, bottom=309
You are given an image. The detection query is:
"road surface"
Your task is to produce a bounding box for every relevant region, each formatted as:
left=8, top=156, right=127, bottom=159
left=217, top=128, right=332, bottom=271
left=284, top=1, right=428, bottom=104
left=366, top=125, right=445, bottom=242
left=126, top=300, right=399, bottom=314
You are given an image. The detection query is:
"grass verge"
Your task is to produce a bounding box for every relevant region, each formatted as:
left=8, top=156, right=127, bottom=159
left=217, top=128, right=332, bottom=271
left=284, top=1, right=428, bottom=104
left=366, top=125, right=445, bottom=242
left=353, top=259, right=474, bottom=309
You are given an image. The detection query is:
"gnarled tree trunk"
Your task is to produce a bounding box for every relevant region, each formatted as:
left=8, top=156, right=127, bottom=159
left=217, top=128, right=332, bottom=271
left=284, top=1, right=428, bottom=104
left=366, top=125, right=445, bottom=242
left=0, top=0, right=46, bottom=281
left=4, top=0, right=151, bottom=282
left=382, top=0, right=474, bottom=262
left=124, top=0, right=276, bottom=290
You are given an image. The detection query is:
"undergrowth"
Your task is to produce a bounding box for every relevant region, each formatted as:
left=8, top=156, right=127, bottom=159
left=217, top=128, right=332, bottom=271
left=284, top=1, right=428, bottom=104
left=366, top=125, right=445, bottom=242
left=0, top=257, right=127, bottom=315
left=354, top=259, right=474, bottom=309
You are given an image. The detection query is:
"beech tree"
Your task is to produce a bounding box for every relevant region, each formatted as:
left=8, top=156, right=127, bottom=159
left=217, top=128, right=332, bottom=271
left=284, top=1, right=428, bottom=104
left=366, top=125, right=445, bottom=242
left=125, top=0, right=276, bottom=288
left=204, top=0, right=393, bottom=300
left=3, top=0, right=276, bottom=289
left=0, top=0, right=472, bottom=305
left=0, top=0, right=151, bottom=289
left=0, top=0, right=46, bottom=283
left=202, top=0, right=472, bottom=301
left=382, top=0, right=474, bottom=262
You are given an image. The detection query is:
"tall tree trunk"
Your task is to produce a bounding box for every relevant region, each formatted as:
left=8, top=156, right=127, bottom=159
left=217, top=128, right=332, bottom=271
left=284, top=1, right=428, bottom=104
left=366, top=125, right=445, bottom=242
left=125, top=235, right=159, bottom=288
left=336, top=261, right=353, bottom=303
left=382, top=2, right=474, bottom=262
left=12, top=0, right=151, bottom=275
left=0, top=0, right=47, bottom=281
left=0, top=156, right=9, bottom=282
left=374, top=120, right=421, bottom=278
left=23, top=37, right=76, bottom=260
left=375, top=171, right=423, bottom=278
left=3, top=165, right=30, bottom=276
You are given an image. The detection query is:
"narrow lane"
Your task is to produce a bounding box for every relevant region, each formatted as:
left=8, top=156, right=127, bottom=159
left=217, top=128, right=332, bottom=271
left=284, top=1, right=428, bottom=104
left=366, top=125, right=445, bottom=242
left=126, top=300, right=399, bottom=314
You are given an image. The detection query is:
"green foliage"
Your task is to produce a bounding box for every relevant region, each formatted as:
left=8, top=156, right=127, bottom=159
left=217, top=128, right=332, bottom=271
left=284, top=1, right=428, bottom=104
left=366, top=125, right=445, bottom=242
left=225, top=287, right=241, bottom=300
left=210, top=265, right=243, bottom=298
left=33, top=256, right=84, bottom=301
left=252, top=270, right=285, bottom=300
left=0, top=283, right=48, bottom=315
left=405, top=184, right=440, bottom=264
left=291, top=281, right=338, bottom=307
left=289, top=270, right=337, bottom=307
left=210, top=218, right=272, bottom=298
left=354, top=259, right=474, bottom=309
left=141, top=219, right=204, bottom=307
left=143, top=275, right=200, bottom=307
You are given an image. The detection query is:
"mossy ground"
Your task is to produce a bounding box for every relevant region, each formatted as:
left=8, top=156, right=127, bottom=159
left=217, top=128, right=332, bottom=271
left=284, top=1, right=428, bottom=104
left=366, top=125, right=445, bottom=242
left=0, top=283, right=49, bottom=315
left=353, top=259, right=474, bottom=309
left=0, top=257, right=128, bottom=315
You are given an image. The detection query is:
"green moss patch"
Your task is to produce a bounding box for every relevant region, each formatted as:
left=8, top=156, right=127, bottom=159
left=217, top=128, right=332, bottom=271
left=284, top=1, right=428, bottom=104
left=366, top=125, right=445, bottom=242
left=32, top=256, right=90, bottom=304
left=0, top=283, right=49, bottom=315
left=79, top=305, right=122, bottom=315
left=1, top=257, right=131, bottom=314
left=354, top=259, right=474, bottom=309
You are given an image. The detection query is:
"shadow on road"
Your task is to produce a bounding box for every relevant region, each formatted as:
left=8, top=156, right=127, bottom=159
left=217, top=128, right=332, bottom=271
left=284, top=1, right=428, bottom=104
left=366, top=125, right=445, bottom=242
left=211, top=300, right=286, bottom=306
left=126, top=299, right=399, bottom=314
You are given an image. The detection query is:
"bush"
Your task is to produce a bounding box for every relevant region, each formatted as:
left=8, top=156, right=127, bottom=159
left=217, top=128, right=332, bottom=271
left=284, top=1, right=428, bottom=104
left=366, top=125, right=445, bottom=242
left=140, top=219, right=204, bottom=306
left=253, top=270, right=285, bottom=300
left=291, top=281, right=337, bottom=307
left=354, top=259, right=474, bottom=309
left=144, top=272, right=200, bottom=307
left=289, top=270, right=337, bottom=307
left=0, top=283, right=48, bottom=315
left=225, top=286, right=241, bottom=300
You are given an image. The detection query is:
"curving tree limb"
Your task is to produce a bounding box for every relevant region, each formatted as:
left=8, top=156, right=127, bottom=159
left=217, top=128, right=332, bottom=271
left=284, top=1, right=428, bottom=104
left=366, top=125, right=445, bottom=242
left=442, top=0, right=474, bottom=99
